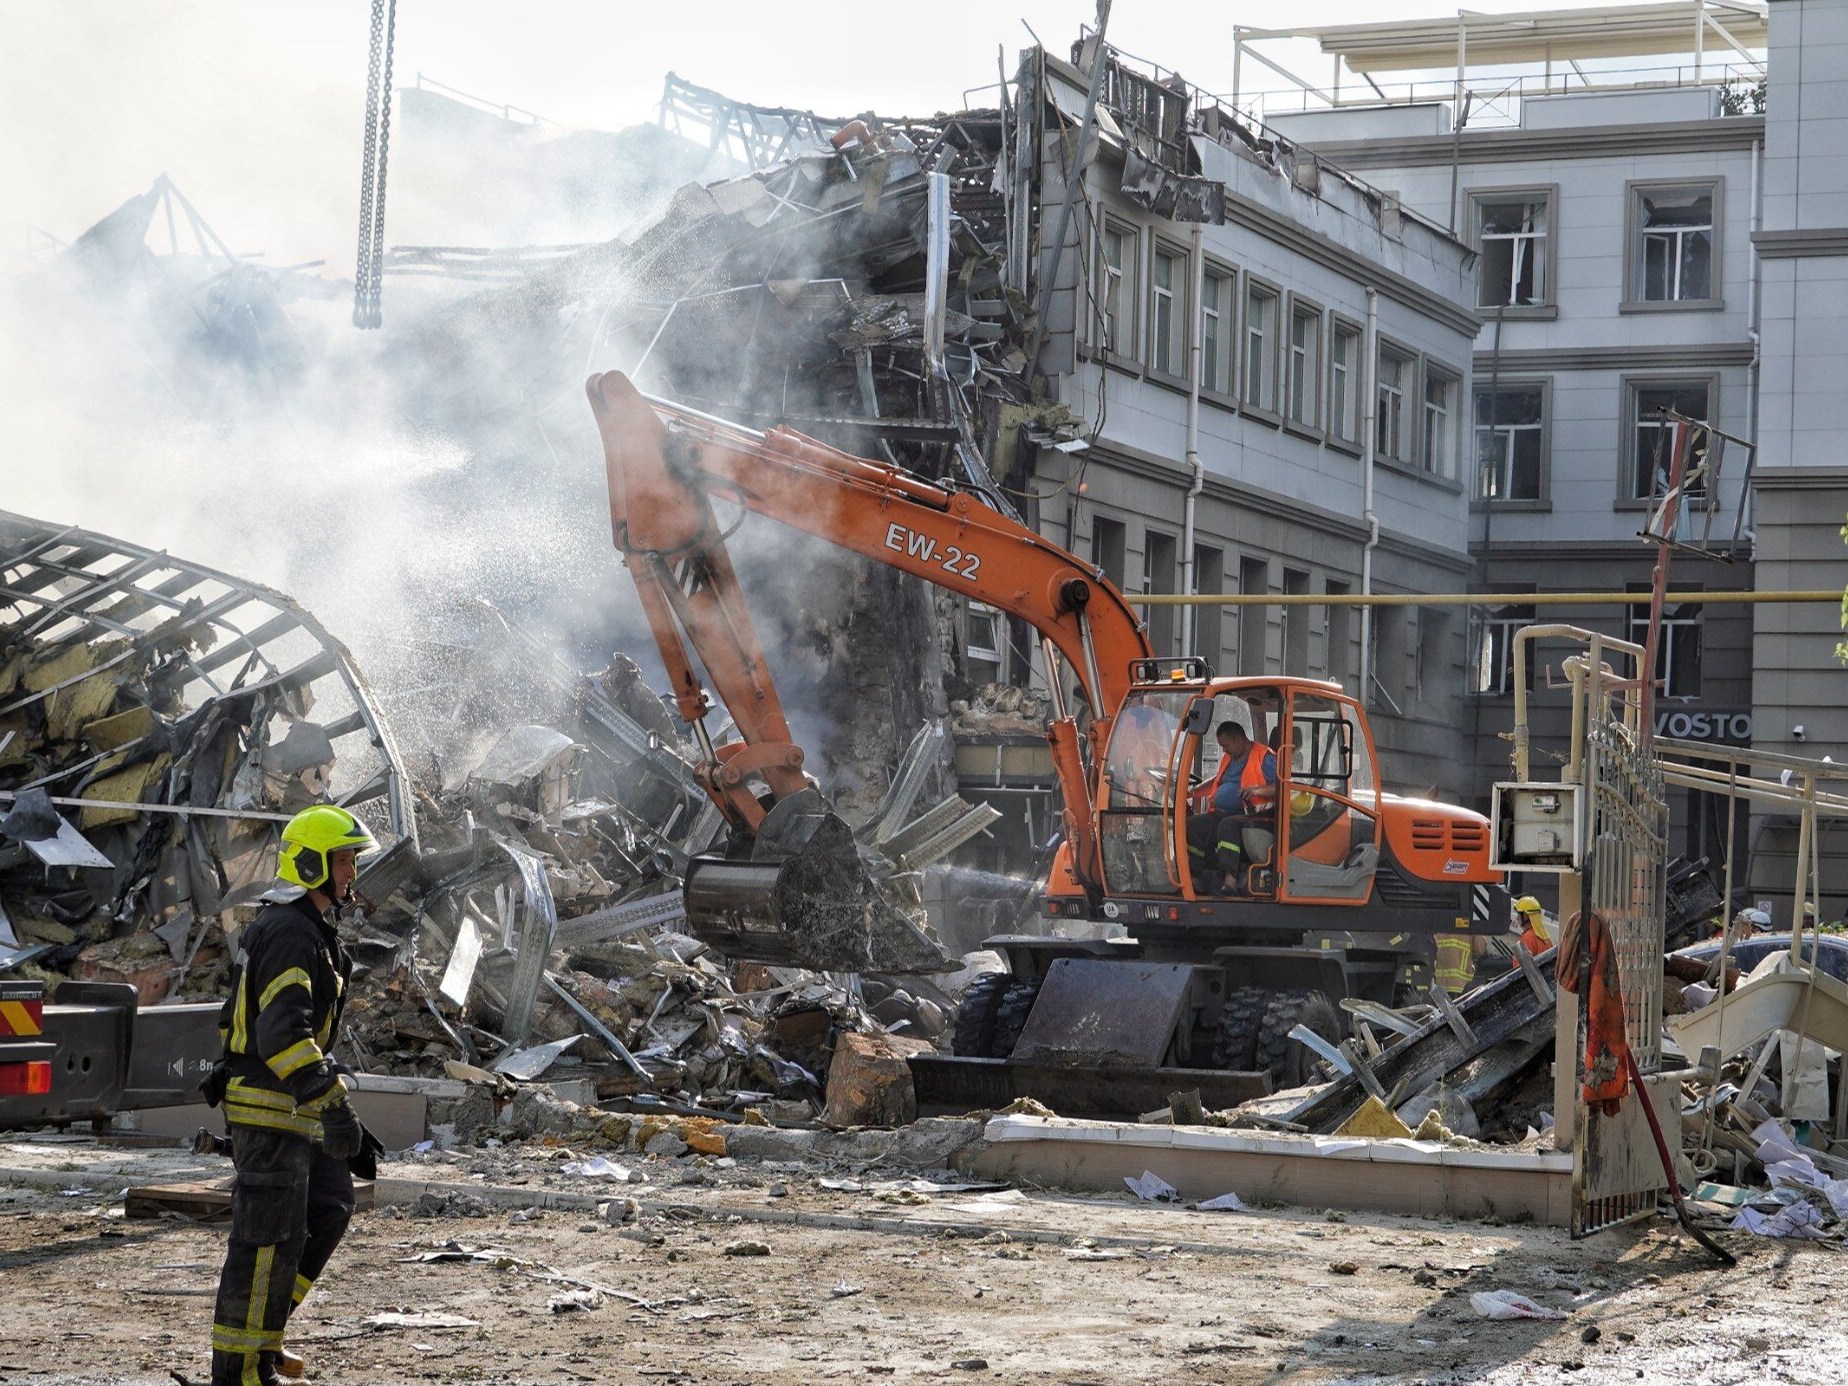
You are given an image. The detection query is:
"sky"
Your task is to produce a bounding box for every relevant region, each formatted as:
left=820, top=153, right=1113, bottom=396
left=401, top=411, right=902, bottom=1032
left=2, top=0, right=1614, bottom=270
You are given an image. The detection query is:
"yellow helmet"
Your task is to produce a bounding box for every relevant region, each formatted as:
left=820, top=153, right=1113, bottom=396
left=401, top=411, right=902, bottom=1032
left=277, top=805, right=377, bottom=889
left=1515, top=895, right=1544, bottom=917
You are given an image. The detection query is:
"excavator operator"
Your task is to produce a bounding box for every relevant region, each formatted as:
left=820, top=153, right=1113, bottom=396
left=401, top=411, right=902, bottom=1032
left=207, top=804, right=378, bottom=1386
left=1186, top=722, right=1277, bottom=895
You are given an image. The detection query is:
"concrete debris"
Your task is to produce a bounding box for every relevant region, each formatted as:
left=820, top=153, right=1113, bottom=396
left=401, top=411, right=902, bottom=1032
left=0, top=511, right=412, bottom=997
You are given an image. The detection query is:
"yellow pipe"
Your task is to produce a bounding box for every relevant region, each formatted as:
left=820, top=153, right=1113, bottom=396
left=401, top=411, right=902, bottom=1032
left=1129, top=589, right=1840, bottom=607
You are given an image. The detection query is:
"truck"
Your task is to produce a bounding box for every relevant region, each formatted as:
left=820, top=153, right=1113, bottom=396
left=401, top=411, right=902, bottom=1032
left=585, top=370, right=1508, bottom=1113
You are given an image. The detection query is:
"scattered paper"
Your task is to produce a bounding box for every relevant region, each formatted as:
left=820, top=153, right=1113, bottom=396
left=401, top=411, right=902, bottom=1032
left=1469, top=1290, right=1567, bottom=1321
left=1196, top=1191, right=1246, bottom=1212
left=1124, top=1170, right=1181, bottom=1202
left=1731, top=1202, right=1829, bottom=1240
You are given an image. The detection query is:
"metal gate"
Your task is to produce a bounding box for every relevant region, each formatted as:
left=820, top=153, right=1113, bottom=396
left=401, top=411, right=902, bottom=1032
left=1572, top=718, right=1670, bottom=1236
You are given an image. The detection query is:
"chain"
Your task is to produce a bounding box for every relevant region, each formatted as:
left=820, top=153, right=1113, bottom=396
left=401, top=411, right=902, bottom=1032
left=352, top=0, right=395, bottom=329
left=353, top=0, right=385, bottom=327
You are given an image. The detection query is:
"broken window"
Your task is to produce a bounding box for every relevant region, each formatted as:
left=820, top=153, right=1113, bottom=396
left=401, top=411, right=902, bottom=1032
left=1473, top=595, right=1536, bottom=696
left=1200, top=264, right=1235, bottom=395
left=1633, top=184, right=1716, bottom=303
left=1243, top=279, right=1280, bottom=414
left=1475, top=382, right=1546, bottom=501
left=1324, top=580, right=1351, bottom=690
left=1238, top=556, right=1269, bottom=676
left=1150, top=243, right=1186, bottom=376
left=1629, top=594, right=1704, bottom=699
left=1092, top=515, right=1127, bottom=590
left=1287, top=300, right=1322, bottom=429
left=1422, top=365, right=1457, bottom=478
left=1281, top=568, right=1310, bottom=673
left=1329, top=320, right=1361, bottom=445
left=1628, top=381, right=1713, bottom=501
left=1099, top=220, right=1138, bottom=357
left=1143, top=530, right=1177, bottom=656
left=1475, top=194, right=1551, bottom=308
left=966, top=601, right=1004, bottom=685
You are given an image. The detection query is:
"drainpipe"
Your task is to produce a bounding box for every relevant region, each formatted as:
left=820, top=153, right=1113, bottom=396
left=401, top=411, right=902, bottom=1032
left=1181, top=223, right=1206, bottom=656
left=1745, top=136, right=1762, bottom=544
left=1358, top=287, right=1380, bottom=706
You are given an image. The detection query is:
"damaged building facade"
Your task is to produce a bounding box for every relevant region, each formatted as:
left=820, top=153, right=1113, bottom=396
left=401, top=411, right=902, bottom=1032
left=1235, top=0, right=1847, bottom=914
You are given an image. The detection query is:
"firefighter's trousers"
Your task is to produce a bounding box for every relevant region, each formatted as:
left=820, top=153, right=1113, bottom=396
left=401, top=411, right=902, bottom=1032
left=210, top=1126, right=353, bottom=1386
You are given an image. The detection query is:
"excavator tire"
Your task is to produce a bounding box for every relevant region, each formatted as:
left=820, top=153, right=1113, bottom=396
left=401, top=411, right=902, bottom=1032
left=1256, top=988, right=1343, bottom=1090
left=987, top=979, right=1042, bottom=1059
left=951, top=973, right=1013, bottom=1058
left=1211, top=987, right=1269, bottom=1071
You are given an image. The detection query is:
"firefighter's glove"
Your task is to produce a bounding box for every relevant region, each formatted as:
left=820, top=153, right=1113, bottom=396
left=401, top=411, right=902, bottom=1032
left=319, top=1099, right=364, bottom=1161
left=198, top=1060, right=229, bottom=1109
left=348, top=1123, right=386, bottom=1182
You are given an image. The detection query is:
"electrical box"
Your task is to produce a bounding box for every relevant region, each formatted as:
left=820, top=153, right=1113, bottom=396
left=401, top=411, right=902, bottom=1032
left=1490, top=781, right=1582, bottom=873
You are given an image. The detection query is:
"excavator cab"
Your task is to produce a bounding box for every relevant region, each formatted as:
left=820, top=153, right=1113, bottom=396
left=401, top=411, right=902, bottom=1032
left=1096, top=678, right=1385, bottom=907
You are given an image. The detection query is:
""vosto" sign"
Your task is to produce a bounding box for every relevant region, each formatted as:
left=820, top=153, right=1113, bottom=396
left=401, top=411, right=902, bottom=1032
left=1654, top=708, right=1752, bottom=743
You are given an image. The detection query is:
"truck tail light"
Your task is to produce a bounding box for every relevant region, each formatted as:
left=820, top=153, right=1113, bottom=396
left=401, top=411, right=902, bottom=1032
left=0, top=1062, right=52, bottom=1097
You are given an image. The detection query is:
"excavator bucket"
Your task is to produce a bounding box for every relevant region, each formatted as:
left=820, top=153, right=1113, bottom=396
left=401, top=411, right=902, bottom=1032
left=682, top=793, right=954, bottom=974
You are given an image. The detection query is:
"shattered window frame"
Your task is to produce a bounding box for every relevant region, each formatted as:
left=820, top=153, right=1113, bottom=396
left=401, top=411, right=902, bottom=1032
left=1199, top=258, right=1238, bottom=402
left=1471, top=595, right=1538, bottom=697
left=1627, top=590, right=1705, bottom=700
left=1624, top=179, right=1722, bottom=311
left=1470, top=185, right=1559, bottom=317
left=1473, top=379, right=1550, bottom=507
left=965, top=600, right=1006, bottom=685
left=1327, top=315, right=1363, bottom=453
left=1620, top=375, right=1717, bottom=507
left=1242, top=274, right=1283, bottom=419
left=1095, top=215, right=1142, bottom=365
left=1148, top=238, right=1190, bottom=382
left=1285, top=294, right=1325, bottom=437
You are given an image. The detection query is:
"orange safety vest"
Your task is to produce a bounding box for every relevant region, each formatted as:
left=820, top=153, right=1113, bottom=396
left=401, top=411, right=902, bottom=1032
left=1240, top=746, right=1277, bottom=809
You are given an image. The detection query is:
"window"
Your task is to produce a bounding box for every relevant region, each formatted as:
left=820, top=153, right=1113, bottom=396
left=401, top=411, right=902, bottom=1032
left=1628, top=182, right=1719, bottom=306
left=1627, top=380, right=1713, bottom=502
left=1194, top=545, right=1224, bottom=669
left=1473, top=595, right=1536, bottom=696
left=1473, top=191, right=1554, bottom=309
left=1376, top=345, right=1412, bottom=463
left=1238, top=557, right=1268, bottom=676
left=1243, top=280, right=1280, bottom=414
left=1287, top=301, right=1322, bottom=429
left=1475, top=383, right=1546, bottom=501
left=1201, top=265, right=1235, bottom=396
left=1629, top=595, right=1703, bottom=699
left=1415, top=609, right=1449, bottom=703
left=1282, top=568, right=1310, bottom=673
left=1422, top=367, right=1457, bottom=478
left=1098, top=221, right=1138, bottom=356
left=966, top=602, right=1004, bottom=685
left=1150, top=244, right=1186, bottom=376
left=1325, top=580, right=1351, bottom=690
left=1091, top=516, right=1127, bottom=589
left=1144, top=530, right=1177, bottom=656
left=1329, top=320, right=1361, bottom=445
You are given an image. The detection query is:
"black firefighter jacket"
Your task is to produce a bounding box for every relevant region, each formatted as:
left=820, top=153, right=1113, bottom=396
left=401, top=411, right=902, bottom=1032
left=217, top=892, right=353, bottom=1140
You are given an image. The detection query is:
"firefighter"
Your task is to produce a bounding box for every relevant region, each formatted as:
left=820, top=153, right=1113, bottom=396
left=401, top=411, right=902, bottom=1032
left=1433, top=930, right=1477, bottom=996
left=1514, top=896, right=1553, bottom=955
left=208, top=805, right=376, bottom=1386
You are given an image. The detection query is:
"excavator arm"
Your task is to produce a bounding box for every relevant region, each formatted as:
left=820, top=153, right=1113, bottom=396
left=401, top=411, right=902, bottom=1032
left=586, top=370, right=1150, bottom=966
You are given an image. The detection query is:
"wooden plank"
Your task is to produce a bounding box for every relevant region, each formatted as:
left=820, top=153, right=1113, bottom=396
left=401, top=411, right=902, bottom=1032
left=126, top=1178, right=375, bottom=1222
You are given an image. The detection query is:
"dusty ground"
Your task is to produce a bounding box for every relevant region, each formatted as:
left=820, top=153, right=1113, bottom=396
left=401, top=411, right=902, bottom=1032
left=0, top=1137, right=1842, bottom=1386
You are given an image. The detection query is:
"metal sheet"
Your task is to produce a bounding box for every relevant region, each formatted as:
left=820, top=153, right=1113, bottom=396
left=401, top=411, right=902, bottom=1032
left=491, top=1035, right=582, bottom=1081
left=439, top=914, right=483, bottom=1008
left=1012, top=958, right=1195, bottom=1065
left=21, top=816, right=114, bottom=870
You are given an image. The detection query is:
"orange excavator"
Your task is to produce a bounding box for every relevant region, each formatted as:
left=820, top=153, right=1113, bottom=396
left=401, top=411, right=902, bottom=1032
left=587, top=371, right=1508, bottom=1109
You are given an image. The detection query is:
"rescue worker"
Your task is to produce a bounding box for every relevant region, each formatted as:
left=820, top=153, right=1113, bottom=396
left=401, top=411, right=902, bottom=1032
left=1514, top=896, right=1553, bottom=955
left=1184, top=723, right=1277, bottom=894
left=1433, top=930, right=1477, bottom=997
left=208, top=805, right=376, bottom=1386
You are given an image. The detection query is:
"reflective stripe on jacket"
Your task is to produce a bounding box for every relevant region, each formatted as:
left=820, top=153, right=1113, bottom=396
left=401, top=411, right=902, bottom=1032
left=218, top=893, right=352, bottom=1138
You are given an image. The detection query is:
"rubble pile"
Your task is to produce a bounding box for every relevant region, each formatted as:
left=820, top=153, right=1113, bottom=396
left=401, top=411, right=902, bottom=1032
left=0, top=513, right=412, bottom=999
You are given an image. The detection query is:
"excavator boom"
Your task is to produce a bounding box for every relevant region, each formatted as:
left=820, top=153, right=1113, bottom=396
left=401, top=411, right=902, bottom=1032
left=587, top=371, right=1149, bottom=971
